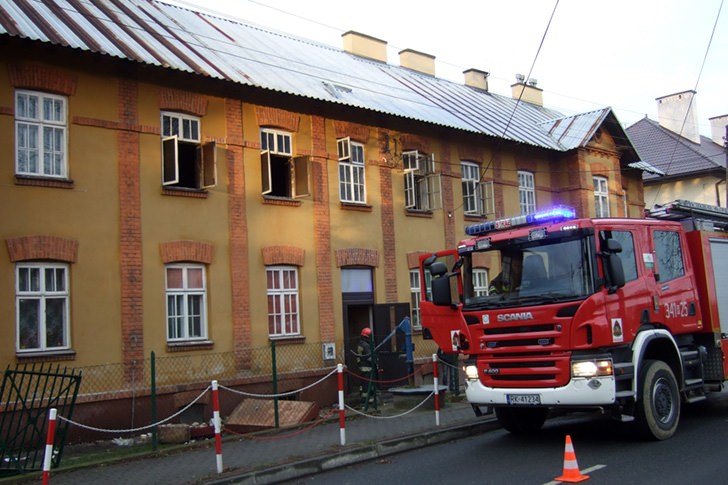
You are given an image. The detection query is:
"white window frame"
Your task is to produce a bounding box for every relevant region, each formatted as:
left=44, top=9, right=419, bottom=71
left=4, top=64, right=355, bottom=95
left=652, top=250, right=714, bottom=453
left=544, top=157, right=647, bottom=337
left=594, top=176, right=610, bottom=217
left=337, top=137, right=367, bottom=204
left=267, top=266, right=301, bottom=337
left=15, top=90, right=68, bottom=178
left=461, top=162, right=495, bottom=217
left=161, top=112, right=216, bottom=189
left=165, top=264, right=208, bottom=342
left=16, top=263, right=70, bottom=352
left=410, top=269, right=422, bottom=330
left=261, top=128, right=292, bottom=156
left=403, top=150, right=441, bottom=211
left=518, top=170, right=536, bottom=215
left=260, top=129, right=309, bottom=198
left=473, top=268, right=489, bottom=297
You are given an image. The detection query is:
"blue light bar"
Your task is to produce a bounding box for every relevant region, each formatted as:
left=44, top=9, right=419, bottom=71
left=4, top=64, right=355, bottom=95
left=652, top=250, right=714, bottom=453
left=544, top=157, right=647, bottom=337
left=465, top=205, right=577, bottom=237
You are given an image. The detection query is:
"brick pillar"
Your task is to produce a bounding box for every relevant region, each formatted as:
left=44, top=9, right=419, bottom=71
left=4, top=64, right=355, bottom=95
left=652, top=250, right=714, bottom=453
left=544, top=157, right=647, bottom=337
left=311, top=115, right=335, bottom=341
left=380, top=166, right=397, bottom=302
left=225, top=99, right=251, bottom=369
left=118, top=78, right=143, bottom=383
left=440, top=141, right=457, bottom=249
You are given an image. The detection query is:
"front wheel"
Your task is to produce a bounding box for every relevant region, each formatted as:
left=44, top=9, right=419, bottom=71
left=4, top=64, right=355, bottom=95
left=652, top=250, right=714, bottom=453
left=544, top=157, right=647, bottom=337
left=635, top=359, right=680, bottom=440
left=495, top=406, right=548, bottom=434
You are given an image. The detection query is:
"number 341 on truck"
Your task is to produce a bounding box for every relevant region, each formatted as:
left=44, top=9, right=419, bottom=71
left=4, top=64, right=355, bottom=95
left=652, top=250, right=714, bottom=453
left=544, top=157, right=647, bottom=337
left=420, top=200, right=728, bottom=440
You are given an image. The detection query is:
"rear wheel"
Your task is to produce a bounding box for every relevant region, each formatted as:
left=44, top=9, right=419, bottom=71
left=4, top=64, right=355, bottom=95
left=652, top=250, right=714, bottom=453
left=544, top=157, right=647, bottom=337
left=495, top=406, right=548, bottom=434
left=635, top=359, right=680, bottom=440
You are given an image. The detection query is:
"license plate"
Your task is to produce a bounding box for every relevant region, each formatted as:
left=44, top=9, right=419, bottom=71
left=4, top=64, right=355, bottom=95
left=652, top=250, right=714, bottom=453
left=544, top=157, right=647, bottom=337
left=506, top=394, right=541, bottom=405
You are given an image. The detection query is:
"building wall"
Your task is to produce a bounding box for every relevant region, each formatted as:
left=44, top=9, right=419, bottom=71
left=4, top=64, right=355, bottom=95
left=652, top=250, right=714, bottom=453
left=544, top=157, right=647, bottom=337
left=645, top=176, right=727, bottom=209
left=0, top=54, right=644, bottom=396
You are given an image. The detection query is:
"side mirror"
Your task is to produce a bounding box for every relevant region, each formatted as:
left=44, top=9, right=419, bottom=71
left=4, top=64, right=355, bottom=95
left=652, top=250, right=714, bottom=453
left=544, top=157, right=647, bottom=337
left=606, top=253, right=625, bottom=293
left=429, top=261, right=448, bottom=277
left=605, top=239, right=622, bottom=253
left=432, top=276, right=452, bottom=306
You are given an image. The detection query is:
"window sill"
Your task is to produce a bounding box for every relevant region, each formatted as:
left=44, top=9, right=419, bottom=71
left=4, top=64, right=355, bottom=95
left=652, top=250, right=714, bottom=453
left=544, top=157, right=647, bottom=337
left=269, top=335, right=306, bottom=345
left=162, top=187, right=209, bottom=198
left=167, top=340, right=214, bottom=352
left=464, top=215, right=488, bottom=222
left=16, top=349, right=76, bottom=362
left=262, top=196, right=302, bottom=207
left=340, top=202, right=372, bottom=212
left=405, top=209, right=433, bottom=218
left=15, top=175, right=74, bottom=189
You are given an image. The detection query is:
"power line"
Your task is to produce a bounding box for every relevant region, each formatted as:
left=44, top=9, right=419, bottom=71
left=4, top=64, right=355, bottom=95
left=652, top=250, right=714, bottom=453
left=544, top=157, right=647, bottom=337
left=648, top=0, right=724, bottom=208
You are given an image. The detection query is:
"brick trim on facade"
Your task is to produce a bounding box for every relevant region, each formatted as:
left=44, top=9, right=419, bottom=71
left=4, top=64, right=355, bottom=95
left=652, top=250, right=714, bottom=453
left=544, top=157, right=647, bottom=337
left=158, top=88, right=208, bottom=116
left=6, top=236, right=79, bottom=263
left=117, top=78, right=144, bottom=380
left=160, top=241, right=214, bottom=264
left=255, top=106, right=300, bottom=132
left=8, top=62, right=77, bottom=95
left=226, top=98, right=252, bottom=365
left=458, top=144, right=484, bottom=163
left=380, top=165, right=397, bottom=302
left=334, top=120, right=370, bottom=143
left=406, top=251, right=430, bottom=269
left=399, top=134, right=429, bottom=154
left=311, top=115, right=335, bottom=342
left=335, top=248, right=380, bottom=268
left=261, top=245, right=305, bottom=266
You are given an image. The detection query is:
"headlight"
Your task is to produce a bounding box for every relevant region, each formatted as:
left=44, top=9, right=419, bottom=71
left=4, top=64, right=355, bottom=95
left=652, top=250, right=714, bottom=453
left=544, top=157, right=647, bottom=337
left=465, top=365, right=479, bottom=380
left=572, top=359, right=613, bottom=378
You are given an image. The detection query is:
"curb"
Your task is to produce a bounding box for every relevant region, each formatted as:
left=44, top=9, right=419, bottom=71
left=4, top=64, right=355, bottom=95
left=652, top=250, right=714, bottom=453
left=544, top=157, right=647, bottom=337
left=205, top=417, right=500, bottom=484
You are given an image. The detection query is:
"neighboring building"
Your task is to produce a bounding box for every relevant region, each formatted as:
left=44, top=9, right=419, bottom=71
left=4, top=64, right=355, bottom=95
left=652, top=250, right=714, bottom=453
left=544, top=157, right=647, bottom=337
left=0, top=0, right=649, bottom=429
left=627, top=90, right=727, bottom=209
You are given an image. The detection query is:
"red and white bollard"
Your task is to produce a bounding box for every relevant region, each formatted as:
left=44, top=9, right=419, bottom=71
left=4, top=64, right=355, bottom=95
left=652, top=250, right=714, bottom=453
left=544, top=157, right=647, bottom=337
left=42, top=408, right=57, bottom=485
left=211, top=380, right=223, bottom=474
left=432, top=354, right=440, bottom=426
left=337, top=363, right=346, bottom=446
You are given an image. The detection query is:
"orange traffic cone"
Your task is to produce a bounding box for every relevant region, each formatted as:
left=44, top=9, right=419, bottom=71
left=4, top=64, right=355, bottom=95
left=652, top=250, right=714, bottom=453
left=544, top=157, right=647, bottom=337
left=555, top=435, right=589, bottom=482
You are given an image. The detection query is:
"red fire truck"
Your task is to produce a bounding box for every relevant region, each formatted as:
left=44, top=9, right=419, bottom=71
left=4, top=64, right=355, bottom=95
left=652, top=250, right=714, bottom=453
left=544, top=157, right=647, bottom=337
left=421, top=200, right=728, bottom=440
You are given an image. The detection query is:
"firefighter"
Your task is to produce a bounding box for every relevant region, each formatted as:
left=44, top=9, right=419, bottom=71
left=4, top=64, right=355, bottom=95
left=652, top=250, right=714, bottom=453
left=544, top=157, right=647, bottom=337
left=355, top=327, right=376, bottom=409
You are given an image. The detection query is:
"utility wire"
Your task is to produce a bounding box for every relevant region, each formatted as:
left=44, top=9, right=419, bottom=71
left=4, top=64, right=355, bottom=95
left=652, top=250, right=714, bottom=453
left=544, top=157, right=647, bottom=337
left=648, top=0, right=724, bottom=209
left=449, top=0, right=560, bottom=217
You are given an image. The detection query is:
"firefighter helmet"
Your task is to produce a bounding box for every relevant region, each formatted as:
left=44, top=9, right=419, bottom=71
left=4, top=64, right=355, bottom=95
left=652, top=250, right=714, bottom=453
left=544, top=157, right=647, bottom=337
left=360, top=327, right=372, bottom=337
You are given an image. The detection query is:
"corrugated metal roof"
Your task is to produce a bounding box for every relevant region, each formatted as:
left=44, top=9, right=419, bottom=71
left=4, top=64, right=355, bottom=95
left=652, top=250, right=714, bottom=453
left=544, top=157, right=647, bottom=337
left=0, top=0, right=643, bottom=156
left=538, top=109, right=609, bottom=150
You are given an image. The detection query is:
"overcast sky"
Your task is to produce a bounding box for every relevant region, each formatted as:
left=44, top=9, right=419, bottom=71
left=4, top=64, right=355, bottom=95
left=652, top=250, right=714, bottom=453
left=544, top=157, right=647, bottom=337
left=174, top=0, right=727, bottom=138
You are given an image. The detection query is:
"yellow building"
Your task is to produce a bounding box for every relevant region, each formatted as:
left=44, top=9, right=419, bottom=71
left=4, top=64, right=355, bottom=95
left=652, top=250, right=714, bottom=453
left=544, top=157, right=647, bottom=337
left=0, top=0, right=649, bottom=428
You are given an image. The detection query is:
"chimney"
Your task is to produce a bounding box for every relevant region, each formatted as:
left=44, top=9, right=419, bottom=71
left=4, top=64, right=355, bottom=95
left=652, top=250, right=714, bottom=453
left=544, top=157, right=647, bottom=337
left=399, top=49, right=435, bottom=76
left=708, top=114, right=728, bottom=146
left=511, top=75, right=543, bottom=106
left=656, top=90, right=701, bottom=144
left=342, top=31, right=387, bottom=63
left=463, top=68, right=489, bottom=91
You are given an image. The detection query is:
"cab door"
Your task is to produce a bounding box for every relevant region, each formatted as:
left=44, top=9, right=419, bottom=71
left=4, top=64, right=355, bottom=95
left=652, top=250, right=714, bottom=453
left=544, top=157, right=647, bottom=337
left=650, top=225, right=701, bottom=333
left=419, top=250, right=469, bottom=353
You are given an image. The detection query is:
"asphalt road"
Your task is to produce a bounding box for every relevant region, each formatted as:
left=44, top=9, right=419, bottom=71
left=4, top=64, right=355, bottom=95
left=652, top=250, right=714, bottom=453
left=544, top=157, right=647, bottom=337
left=293, top=389, right=728, bottom=484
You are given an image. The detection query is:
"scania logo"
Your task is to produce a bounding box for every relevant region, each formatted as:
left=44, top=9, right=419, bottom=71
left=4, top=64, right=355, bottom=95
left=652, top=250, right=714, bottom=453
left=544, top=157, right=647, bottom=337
left=497, top=312, right=534, bottom=322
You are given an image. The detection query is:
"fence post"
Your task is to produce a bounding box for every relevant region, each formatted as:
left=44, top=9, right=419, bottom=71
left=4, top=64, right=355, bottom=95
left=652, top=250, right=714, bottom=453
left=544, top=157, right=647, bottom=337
left=271, top=340, right=279, bottom=428
left=151, top=351, right=157, bottom=451
left=337, top=363, right=346, bottom=446
left=211, top=380, right=223, bottom=474
left=42, top=408, right=57, bottom=485
left=432, top=353, right=440, bottom=426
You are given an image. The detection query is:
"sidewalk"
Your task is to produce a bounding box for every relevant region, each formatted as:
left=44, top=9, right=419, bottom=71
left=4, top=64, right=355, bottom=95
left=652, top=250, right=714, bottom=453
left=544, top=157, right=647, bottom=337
left=14, top=398, right=498, bottom=485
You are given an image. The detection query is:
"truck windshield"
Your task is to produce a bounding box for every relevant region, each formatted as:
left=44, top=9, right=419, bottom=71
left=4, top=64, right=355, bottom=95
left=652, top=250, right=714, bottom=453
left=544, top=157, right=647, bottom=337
left=461, top=234, right=595, bottom=310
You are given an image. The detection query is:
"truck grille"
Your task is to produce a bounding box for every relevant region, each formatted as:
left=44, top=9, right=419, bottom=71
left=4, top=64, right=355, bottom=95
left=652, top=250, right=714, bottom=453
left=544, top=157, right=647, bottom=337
left=478, top=322, right=570, bottom=387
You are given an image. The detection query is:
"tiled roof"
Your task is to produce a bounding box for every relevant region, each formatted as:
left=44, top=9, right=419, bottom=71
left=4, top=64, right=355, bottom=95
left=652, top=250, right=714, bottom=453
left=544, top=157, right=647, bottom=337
left=626, top=118, right=725, bottom=181
left=1, top=0, right=642, bottom=159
